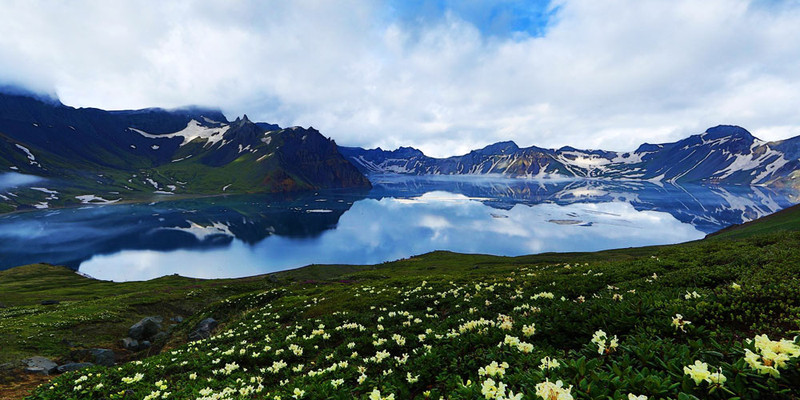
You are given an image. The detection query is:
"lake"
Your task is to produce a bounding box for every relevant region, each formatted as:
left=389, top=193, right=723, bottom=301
left=0, top=175, right=796, bottom=281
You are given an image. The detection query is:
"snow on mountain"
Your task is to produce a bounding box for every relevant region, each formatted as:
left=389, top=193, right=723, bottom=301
left=341, top=125, right=800, bottom=186
left=129, top=119, right=231, bottom=147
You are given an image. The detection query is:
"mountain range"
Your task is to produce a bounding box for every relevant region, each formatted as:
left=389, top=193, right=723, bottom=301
left=340, top=125, right=800, bottom=187
left=0, top=91, right=369, bottom=212
left=3, top=88, right=800, bottom=214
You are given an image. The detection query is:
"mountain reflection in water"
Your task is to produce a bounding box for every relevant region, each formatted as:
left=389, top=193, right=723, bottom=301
left=0, top=175, right=795, bottom=281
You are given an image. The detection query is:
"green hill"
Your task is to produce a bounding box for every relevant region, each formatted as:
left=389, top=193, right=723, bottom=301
left=1, top=207, right=800, bottom=399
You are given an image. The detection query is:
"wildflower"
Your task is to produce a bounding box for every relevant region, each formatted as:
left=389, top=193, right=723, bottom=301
left=612, top=293, right=623, bottom=301
left=628, top=395, right=647, bottom=400
left=591, top=330, right=618, bottom=355
left=684, top=291, right=701, bottom=299
left=121, top=373, right=144, bottom=384
left=479, top=361, right=509, bottom=377
left=535, top=379, right=573, bottom=400
left=683, top=360, right=711, bottom=385
left=743, top=334, right=800, bottom=376
left=480, top=378, right=507, bottom=399
left=522, top=324, right=536, bottom=337
left=731, top=282, right=741, bottom=290
left=406, top=372, right=419, bottom=383
left=292, top=388, right=305, bottom=399
left=369, top=388, right=395, bottom=400
left=671, top=314, right=691, bottom=332
left=331, top=379, right=344, bottom=388
left=539, top=356, right=560, bottom=370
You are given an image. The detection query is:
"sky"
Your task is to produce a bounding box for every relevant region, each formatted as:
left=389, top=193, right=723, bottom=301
left=2, top=0, right=800, bottom=157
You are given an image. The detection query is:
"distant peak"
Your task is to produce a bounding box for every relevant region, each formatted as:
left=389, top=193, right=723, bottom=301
left=476, top=141, right=519, bottom=154
left=703, top=125, right=754, bottom=140
left=635, top=143, right=662, bottom=153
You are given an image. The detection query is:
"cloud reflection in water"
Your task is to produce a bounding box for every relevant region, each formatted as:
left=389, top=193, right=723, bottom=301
left=80, top=191, right=704, bottom=281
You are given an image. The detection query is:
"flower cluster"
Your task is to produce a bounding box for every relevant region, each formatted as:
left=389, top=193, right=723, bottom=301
left=743, top=334, right=800, bottom=377
left=591, top=330, right=618, bottom=355
left=683, top=360, right=726, bottom=386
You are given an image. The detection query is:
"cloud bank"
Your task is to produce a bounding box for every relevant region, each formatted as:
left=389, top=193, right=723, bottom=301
left=2, top=0, right=800, bottom=157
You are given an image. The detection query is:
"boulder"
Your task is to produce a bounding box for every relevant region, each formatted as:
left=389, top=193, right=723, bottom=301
left=22, top=357, right=57, bottom=375
left=139, top=340, right=151, bottom=350
left=188, top=317, right=218, bottom=342
left=128, top=316, right=163, bottom=340
left=121, top=337, right=139, bottom=351
left=152, top=332, right=168, bottom=343
left=90, top=349, right=115, bottom=366
left=56, top=363, right=94, bottom=373
left=170, top=316, right=184, bottom=323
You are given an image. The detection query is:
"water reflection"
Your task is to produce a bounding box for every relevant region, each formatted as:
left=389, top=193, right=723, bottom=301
left=0, top=176, right=796, bottom=281
left=80, top=193, right=705, bottom=281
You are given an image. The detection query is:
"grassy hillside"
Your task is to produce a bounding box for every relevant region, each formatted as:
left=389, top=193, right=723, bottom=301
left=706, top=203, right=800, bottom=240
left=1, top=208, right=799, bottom=399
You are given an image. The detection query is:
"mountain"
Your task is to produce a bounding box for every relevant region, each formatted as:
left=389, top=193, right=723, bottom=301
left=0, top=91, right=369, bottom=212
left=340, top=125, right=800, bottom=186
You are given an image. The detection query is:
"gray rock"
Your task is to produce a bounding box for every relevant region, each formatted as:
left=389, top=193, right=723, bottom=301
left=139, top=340, right=151, bottom=350
left=170, top=316, right=184, bottom=323
left=121, top=337, right=139, bottom=351
left=90, top=349, right=115, bottom=366
left=152, top=332, right=168, bottom=343
left=22, top=357, right=57, bottom=375
left=56, top=363, right=94, bottom=373
left=188, top=317, right=218, bottom=342
left=128, top=316, right=163, bottom=340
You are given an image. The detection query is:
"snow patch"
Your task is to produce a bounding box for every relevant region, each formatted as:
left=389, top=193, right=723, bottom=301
left=30, top=187, right=57, bottom=194
left=130, top=119, right=230, bottom=147
left=75, top=195, right=121, bottom=204
left=165, top=221, right=233, bottom=241
left=15, top=144, right=40, bottom=166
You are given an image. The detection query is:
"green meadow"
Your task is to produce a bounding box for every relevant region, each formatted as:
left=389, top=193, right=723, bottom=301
left=1, top=205, right=799, bottom=399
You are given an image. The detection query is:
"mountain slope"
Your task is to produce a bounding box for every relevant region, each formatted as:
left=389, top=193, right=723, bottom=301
left=0, top=92, right=370, bottom=212
left=341, top=125, right=800, bottom=186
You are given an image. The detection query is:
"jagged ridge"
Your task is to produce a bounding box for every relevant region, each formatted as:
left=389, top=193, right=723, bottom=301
left=340, top=125, right=800, bottom=186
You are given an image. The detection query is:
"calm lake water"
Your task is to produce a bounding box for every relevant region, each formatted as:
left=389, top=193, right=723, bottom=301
left=0, top=175, right=796, bottom=281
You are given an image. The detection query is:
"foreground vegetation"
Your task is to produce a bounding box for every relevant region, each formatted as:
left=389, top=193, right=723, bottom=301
left=2, top=206, right=800, bottom=399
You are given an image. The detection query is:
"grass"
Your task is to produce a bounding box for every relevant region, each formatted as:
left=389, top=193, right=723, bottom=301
left=0, top=205, right=798, bottom=399
left=706, top=203, right=800, bottom=240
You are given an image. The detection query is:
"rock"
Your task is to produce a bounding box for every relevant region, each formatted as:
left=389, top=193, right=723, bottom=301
left=40, top=300, right=59, bottom=305
left=188, top=317, right=218, bottom=342
left=90, top=349, right=115, bottom=366
left=170, top=316, right=184, bottom=323
left=56, top=363, right=94, bottom=373
left=139, top=340, right=151, bottom=350
left=128, top=316, right=163, bottom=340
left=152, top=332, right=168, bottom=343
left=121, top=337, right=139, bottom=351
left=22, top=357, right=57, bottom=375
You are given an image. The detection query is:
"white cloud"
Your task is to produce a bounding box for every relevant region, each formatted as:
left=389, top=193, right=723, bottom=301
left=2, top=0, right=800, bottom=157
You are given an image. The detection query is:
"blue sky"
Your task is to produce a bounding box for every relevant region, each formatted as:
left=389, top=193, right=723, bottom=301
left=387, top=0, right=558, bottom=38
left=2, top=0, right=800, bottom=157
